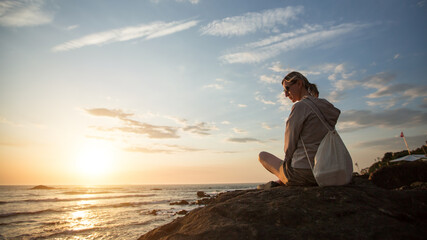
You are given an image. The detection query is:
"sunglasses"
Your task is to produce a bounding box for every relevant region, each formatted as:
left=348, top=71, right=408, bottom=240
left=283, top=80, right=297, bottom=93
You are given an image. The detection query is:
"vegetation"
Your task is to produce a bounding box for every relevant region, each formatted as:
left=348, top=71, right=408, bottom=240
left=366, top=146, right=426, bottom=175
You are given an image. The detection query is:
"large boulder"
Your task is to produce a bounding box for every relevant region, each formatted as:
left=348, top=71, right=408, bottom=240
left=139, top=175, right=426, bottom=240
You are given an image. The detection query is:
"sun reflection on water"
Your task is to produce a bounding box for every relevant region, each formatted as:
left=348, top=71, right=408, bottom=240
left=67, top=200, right=101, bottom=231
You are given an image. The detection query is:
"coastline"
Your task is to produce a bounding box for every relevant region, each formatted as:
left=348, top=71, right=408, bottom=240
left=138, top=162, right=427, bottom=240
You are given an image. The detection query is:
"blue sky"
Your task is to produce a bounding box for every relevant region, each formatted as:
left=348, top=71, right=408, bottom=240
left=0, top=0, right=426, bottom=184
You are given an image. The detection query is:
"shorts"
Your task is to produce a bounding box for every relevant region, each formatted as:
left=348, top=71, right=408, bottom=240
left=279, top=159, right=317, bottom=186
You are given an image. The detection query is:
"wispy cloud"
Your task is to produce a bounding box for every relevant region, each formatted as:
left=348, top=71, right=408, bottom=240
left=232, top=128, right=247, bottom=134
left=201, top=6, right=304, bottom=37
left=183, top=122, right=216, bottom=136
left=0, top=0, right=53, bottom=27
left=221, top=23, right=369, bottom=64
left=86, top=108, right=179, bottom=139
left=255, top=91, right=276, bottom=105
left=203, top=78, right=229, bottom=90
left=354, top=134, right=426, bottom=150
left=53, top=19, right=199, bottom=52
left=151, top=0, right=199, bottom=4
left=261, top=122, right=272, bottom=130
left=124, top=144, right=204, bottom=154
left=227, top=137, right=263, bottom=143
left=85, top=108, right=133, bottom=119
left=361, top=72, right=427, bottom=107
left=338, top=108, right=427, bottom=132
left=260, top=74, right=282, bottom=84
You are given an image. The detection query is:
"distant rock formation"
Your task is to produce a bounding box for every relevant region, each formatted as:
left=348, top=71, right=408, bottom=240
left=196, top=191, right=210, bottom=198
left=30, top=185, right=55, bottom=190
left=169, top=200, right=189, bottom=205
left=139, top=163, right=427, bottom=240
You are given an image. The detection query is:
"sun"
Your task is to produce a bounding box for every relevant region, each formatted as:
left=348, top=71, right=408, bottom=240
left=75, top=140, right=114, bottom=176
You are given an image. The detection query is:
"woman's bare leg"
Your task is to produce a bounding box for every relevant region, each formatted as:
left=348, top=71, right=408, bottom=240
left=258, top=151, right=284, bottom=180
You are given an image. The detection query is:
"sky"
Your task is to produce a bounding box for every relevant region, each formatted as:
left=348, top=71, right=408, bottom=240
left=0, top=0, right=426, bottom=185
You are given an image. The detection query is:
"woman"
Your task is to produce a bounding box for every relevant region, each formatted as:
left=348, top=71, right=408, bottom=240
left=258, top=71, right=340, bottom=188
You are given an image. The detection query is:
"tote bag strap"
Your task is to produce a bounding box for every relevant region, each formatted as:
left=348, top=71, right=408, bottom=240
left=300, top=137, right=314, bottom=171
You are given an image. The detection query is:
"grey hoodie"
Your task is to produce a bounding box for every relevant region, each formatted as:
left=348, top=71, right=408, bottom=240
left=284, top=95, right=341, bottom=169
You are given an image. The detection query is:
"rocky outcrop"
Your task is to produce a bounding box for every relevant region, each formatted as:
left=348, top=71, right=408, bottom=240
left=139, top=172, right=427, bottom=240
left=369, top=160, right=427, bottom=189
left=30, top=185, right=55, bottom=190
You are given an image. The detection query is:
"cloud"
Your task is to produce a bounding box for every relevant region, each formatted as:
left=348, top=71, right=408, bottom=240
left=85, top=108, right=133, bottom=119
left=269, top=62, right=288, bottom=73
left=261, top=122, right=272, bottom=130
left=53, top=19, right=199, bottom=52
left=203, top=83, right=224, bottom=90
left=124, top=144, right=204, bottom=154
left=151, top=0, right=199, bottom=4
left=86, top=108, right=179, bottom=139
left=393, top=54, right=400, bottom=60
left=203, top=78, right=229, bottom=90
left=338, top=108, right=427, bottom=132
left=220, top=23, right=369, bottom=64
left=255, top=91, right=276, bottom=105
left=237, top=104, right=247, bottom=108
left=361, top=72, right=427, bottom=107
left=183, top=122, right=216, bottom=135
left=421, top=98, right=427, bottom=108
left=118, top=124, right=180, bottom=139
left=227, top=137, right=263, bottom=143
left=67, top=25, right=78, bottom=30
left=232, top=128, right=247, bottom=134
left=362, top=72, right=396, bottom=89
left=176, top=0, right=199, bottom=4
left=354, top=134, right=426, bottom=150
left=201, top=6, right=304, bottom=37
left=260, top=74, right=282, bottom=84
left=0, top=0, right=53, bottom=27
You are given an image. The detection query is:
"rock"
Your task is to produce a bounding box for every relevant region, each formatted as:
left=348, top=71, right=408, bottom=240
left=170, top=200, right=189, bottom=205
left=31, top=185, right=55, bottom=190
left=369, top=160, right=427, bottom=189
left=151, top=188, right=162, bottom=191
left=197, top=191, right=210, bottom=198
left=194, top=197, right=214, bottom=205
left=139, top=175, right=427, bottom=240
left=147, top=210, right=159, bottom=215
left=175, top=210, right=188, bottom=215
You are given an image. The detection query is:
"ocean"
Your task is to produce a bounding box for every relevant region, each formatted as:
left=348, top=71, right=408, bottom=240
left=0, top=183, right=257, bottom=239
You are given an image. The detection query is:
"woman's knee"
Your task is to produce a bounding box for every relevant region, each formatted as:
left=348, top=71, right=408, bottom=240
left=258, top=151, right=268, bottom=162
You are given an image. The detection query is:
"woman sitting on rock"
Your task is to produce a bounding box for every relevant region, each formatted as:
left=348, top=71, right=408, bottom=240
left=258, top=71, right=340, bottom=189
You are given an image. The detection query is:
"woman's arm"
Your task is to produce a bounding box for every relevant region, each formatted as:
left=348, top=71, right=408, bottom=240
left=284, top=102, right=307, bottom=162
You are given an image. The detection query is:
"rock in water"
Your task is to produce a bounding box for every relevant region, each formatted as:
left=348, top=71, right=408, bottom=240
left=139, top=175, right=427, bottom=240
left=31, top=185, right=55, bottom=190
left=169, top=200, right=189, bottom=205
left=197, top=191, right=210, bottom=198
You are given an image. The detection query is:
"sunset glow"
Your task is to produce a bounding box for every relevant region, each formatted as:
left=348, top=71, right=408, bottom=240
left=75, top=140, right=114, bottom=177
left=0, top=0, right=426, bottom=185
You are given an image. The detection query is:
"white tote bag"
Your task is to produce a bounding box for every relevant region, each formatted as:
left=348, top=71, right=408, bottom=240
left=301, top=100, right=353, bottom=187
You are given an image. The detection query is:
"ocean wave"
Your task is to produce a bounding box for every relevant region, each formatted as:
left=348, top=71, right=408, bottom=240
left=24, top=219, right=157, bottom=239
left=0, top=209, right=60, bottom=219
left=0, top=200, right=170, bottom=219
left=62, top=191, right=113, bottom=195
left=2, top=194, right=155, bottom=204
